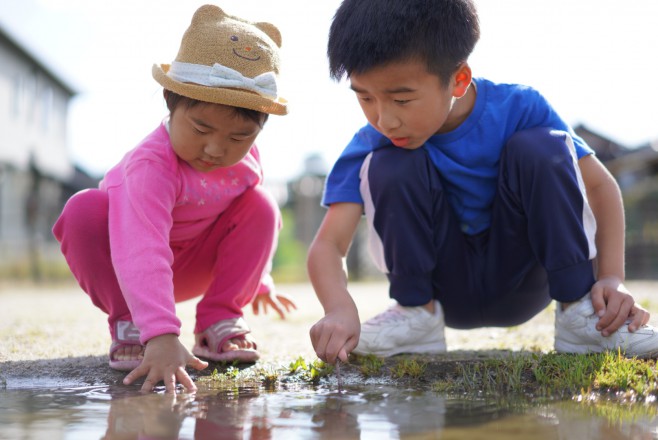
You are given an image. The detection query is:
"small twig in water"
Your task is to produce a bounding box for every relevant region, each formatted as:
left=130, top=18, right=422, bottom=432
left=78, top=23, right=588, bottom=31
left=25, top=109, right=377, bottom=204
left=336, top=359, right=343, bottom=392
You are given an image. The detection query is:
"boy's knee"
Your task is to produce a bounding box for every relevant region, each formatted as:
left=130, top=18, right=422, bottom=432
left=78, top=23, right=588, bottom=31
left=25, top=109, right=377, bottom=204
left=369, top=147, right=431, bottom=189
left=504, top=127, right=574, bottom=167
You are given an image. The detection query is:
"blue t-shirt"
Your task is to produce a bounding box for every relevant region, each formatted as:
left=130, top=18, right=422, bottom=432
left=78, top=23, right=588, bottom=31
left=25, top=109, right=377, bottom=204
left=322, top=77, right=594, bottom=235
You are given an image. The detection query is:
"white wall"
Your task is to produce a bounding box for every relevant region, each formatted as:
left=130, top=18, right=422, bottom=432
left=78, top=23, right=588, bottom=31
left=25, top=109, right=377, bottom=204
left=0, top=37, right=73, bottom=180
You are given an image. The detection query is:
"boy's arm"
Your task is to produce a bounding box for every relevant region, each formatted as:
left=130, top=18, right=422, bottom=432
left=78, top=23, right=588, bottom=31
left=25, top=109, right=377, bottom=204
left=579, top=154, right=651, bottom=334
left=307, top=202, right=364, bottom=363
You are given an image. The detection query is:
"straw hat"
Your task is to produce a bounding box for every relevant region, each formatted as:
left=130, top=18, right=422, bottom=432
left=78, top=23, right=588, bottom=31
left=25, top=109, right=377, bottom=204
left=153, top=4, right=287, bottom=115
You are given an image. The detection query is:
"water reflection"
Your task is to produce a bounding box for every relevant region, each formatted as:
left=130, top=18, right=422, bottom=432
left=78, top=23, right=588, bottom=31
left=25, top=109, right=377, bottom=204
left=1, top=384, right=658, bottom=439
left=104, top=391, right=188, bottom=439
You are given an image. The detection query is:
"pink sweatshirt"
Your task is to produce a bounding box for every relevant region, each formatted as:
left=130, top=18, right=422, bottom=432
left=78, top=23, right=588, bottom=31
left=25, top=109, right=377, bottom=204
left=100, top=122, right=263, bottom=343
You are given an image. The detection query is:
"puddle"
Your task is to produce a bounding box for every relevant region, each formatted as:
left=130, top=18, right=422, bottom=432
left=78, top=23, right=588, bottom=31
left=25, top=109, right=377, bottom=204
left=1, top=382, right=658, bottom=439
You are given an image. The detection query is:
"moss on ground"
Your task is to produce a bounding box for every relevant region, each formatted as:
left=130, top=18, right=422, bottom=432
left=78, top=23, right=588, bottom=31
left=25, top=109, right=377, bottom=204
left=196, top=350, right=658, bottom=405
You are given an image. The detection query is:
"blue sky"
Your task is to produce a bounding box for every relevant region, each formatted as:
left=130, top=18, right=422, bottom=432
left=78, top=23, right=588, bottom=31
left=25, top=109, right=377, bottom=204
left=1, top=0, right=657, bottom=181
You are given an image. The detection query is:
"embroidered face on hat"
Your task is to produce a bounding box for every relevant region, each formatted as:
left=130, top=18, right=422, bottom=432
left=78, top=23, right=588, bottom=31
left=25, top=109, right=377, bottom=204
left=152, top=4, right=287, bottom=115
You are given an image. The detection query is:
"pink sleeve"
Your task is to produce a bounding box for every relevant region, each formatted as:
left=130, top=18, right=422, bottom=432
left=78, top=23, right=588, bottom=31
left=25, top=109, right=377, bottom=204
left=107, top=160, right=181, bottom=343
left=249, top=144, right=265, bottom=180
left=248, top=144, right=274, bottom=296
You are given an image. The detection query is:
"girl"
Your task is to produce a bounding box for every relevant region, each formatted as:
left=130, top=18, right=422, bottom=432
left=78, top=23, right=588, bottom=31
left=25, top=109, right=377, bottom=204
left=53, top=4, right=295, bottom=393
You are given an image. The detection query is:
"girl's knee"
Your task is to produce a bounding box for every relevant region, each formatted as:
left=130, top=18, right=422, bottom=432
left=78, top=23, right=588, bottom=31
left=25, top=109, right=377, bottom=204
left=237, top=186, right=281, bottom=230
left=53, top=189, right=108, bottom=242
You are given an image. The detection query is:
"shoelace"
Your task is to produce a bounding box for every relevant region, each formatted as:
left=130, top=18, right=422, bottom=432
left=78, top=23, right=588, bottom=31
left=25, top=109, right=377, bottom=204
left=570, top=299, right=637, bottom=328
left=367, top=306, right=409, bottom=325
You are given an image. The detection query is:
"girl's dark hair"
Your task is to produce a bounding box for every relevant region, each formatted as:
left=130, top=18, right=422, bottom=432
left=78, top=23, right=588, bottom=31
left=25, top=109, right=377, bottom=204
left=328, top=0, right=480, bottom=86
left=163, top=90, right=269, bottom=127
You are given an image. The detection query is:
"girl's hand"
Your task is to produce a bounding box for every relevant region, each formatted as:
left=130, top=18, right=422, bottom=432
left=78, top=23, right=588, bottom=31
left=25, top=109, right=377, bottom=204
left=590, top=276, right=651, bottom=336
left=122, top=334, right=208, bottom=393
left=252, top=290, right=297, bottom=319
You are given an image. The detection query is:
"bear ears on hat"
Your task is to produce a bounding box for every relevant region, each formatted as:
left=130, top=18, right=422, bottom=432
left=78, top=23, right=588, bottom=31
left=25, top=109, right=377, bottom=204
left=192, top=4, right=282, bottom=48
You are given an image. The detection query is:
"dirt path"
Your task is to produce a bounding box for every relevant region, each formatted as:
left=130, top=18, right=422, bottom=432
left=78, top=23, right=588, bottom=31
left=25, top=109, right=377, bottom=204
left=1, top=280, right=656, bottom=388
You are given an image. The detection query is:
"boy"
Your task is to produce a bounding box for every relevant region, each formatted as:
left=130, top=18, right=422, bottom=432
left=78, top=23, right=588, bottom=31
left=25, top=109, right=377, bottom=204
left=308, top=0, right=658, bottom=364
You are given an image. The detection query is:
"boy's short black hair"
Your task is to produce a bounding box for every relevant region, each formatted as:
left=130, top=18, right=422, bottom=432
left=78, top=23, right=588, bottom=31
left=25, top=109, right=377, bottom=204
left=328, top=0, right=480, bottom=86
left=163, top=90, right=269, bottom=127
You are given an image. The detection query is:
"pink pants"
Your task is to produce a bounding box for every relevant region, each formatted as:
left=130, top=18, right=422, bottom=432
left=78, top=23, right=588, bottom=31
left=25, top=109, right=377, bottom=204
left=52, top=186, right=280, bottom=339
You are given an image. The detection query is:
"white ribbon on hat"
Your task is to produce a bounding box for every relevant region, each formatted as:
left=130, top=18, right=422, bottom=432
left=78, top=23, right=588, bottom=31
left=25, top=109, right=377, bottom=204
left=167, top=61, right=278, bottom=99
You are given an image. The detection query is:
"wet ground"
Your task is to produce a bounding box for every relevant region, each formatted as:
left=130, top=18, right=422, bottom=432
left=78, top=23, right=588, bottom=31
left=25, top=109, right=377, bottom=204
left=1, top=280, right=657, bottom=389
left=2, top=281, right=658, bottom=439
left=3, top=373, right=658, bottom=439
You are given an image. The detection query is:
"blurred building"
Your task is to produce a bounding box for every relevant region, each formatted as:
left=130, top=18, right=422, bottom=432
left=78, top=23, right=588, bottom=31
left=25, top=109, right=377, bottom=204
left=0, top=25, right=94, bottom=279
left=285, top=153, right=384, bottom=281
left=287, top=154, right=327, bottom=246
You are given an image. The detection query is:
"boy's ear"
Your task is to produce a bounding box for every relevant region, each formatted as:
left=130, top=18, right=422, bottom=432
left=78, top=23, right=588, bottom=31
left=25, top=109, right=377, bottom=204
left=451, top=63, right=472, bottom=98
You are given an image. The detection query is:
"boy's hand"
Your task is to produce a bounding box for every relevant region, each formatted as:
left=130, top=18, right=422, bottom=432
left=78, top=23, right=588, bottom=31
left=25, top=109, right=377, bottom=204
left=309, top=307, right=360, bottom=364
left=251, top=291, right=297, bottom=319
left=123, top=334, right=208, bottom=393
left=590, top=277, right=651, bottom=336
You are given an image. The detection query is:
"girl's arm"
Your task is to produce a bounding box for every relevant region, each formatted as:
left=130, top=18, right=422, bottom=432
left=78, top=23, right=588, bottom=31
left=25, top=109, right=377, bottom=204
left=110, top=160, right=206, bottom=392
left=108, top=162, right=180, bottom=342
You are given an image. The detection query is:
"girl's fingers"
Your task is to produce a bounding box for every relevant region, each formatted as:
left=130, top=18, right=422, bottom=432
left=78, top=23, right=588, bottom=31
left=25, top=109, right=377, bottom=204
left=163, top=374, right=177, bottom=394
left=176, top=369, right=198, bottom=393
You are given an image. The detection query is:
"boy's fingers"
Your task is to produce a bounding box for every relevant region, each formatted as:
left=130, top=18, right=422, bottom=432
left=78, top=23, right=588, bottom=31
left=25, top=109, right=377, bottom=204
left=627, top=306, right=649, bottom=332
left=310, top=324, right=330, bottom=362
left=589, top=288, right=607, bottom=318
left=327, top=332, right=354, bottom=364
left=325, top=335, right=340, bottom=363
left=593, top=290, right=620, bottom=330
left=639, top=308, right=651, bottom=326
left=340, top=335, right=359, bottom=362
left=601, top=298, right=633, bottom=335
left=337, top=348, right=348, bottom=363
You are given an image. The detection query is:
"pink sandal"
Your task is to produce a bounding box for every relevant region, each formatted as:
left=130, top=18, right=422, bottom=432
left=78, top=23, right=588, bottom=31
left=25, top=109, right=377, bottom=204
left=192, top=317, right=259, bottom=363
left=109, top=320, right=144, bottom=371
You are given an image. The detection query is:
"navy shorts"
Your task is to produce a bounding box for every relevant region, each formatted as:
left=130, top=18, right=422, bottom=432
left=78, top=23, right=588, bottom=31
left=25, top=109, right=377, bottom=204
left=360, top=127, right=596, bottom=329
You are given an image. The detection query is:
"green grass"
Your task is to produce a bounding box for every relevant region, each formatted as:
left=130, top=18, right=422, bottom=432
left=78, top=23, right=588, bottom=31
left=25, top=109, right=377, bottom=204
left=432, top=351, right=658, bottom=402
left=196, top=351, right=658, bottom=404
left=391, top=358, right=427, bottom=379
left=197, top=356, right=335, bottom=391
left=593, top=351, right=658, bottom=396
left=287, top=355, right=333, bottom=383
left=352, top=354, right=385, bottom=377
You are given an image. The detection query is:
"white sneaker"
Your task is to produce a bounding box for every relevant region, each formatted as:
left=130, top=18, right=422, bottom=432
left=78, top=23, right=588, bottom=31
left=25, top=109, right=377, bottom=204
left=554, top=293, right=658, bottom=358
left=353, top=300, right=446, bottom=357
